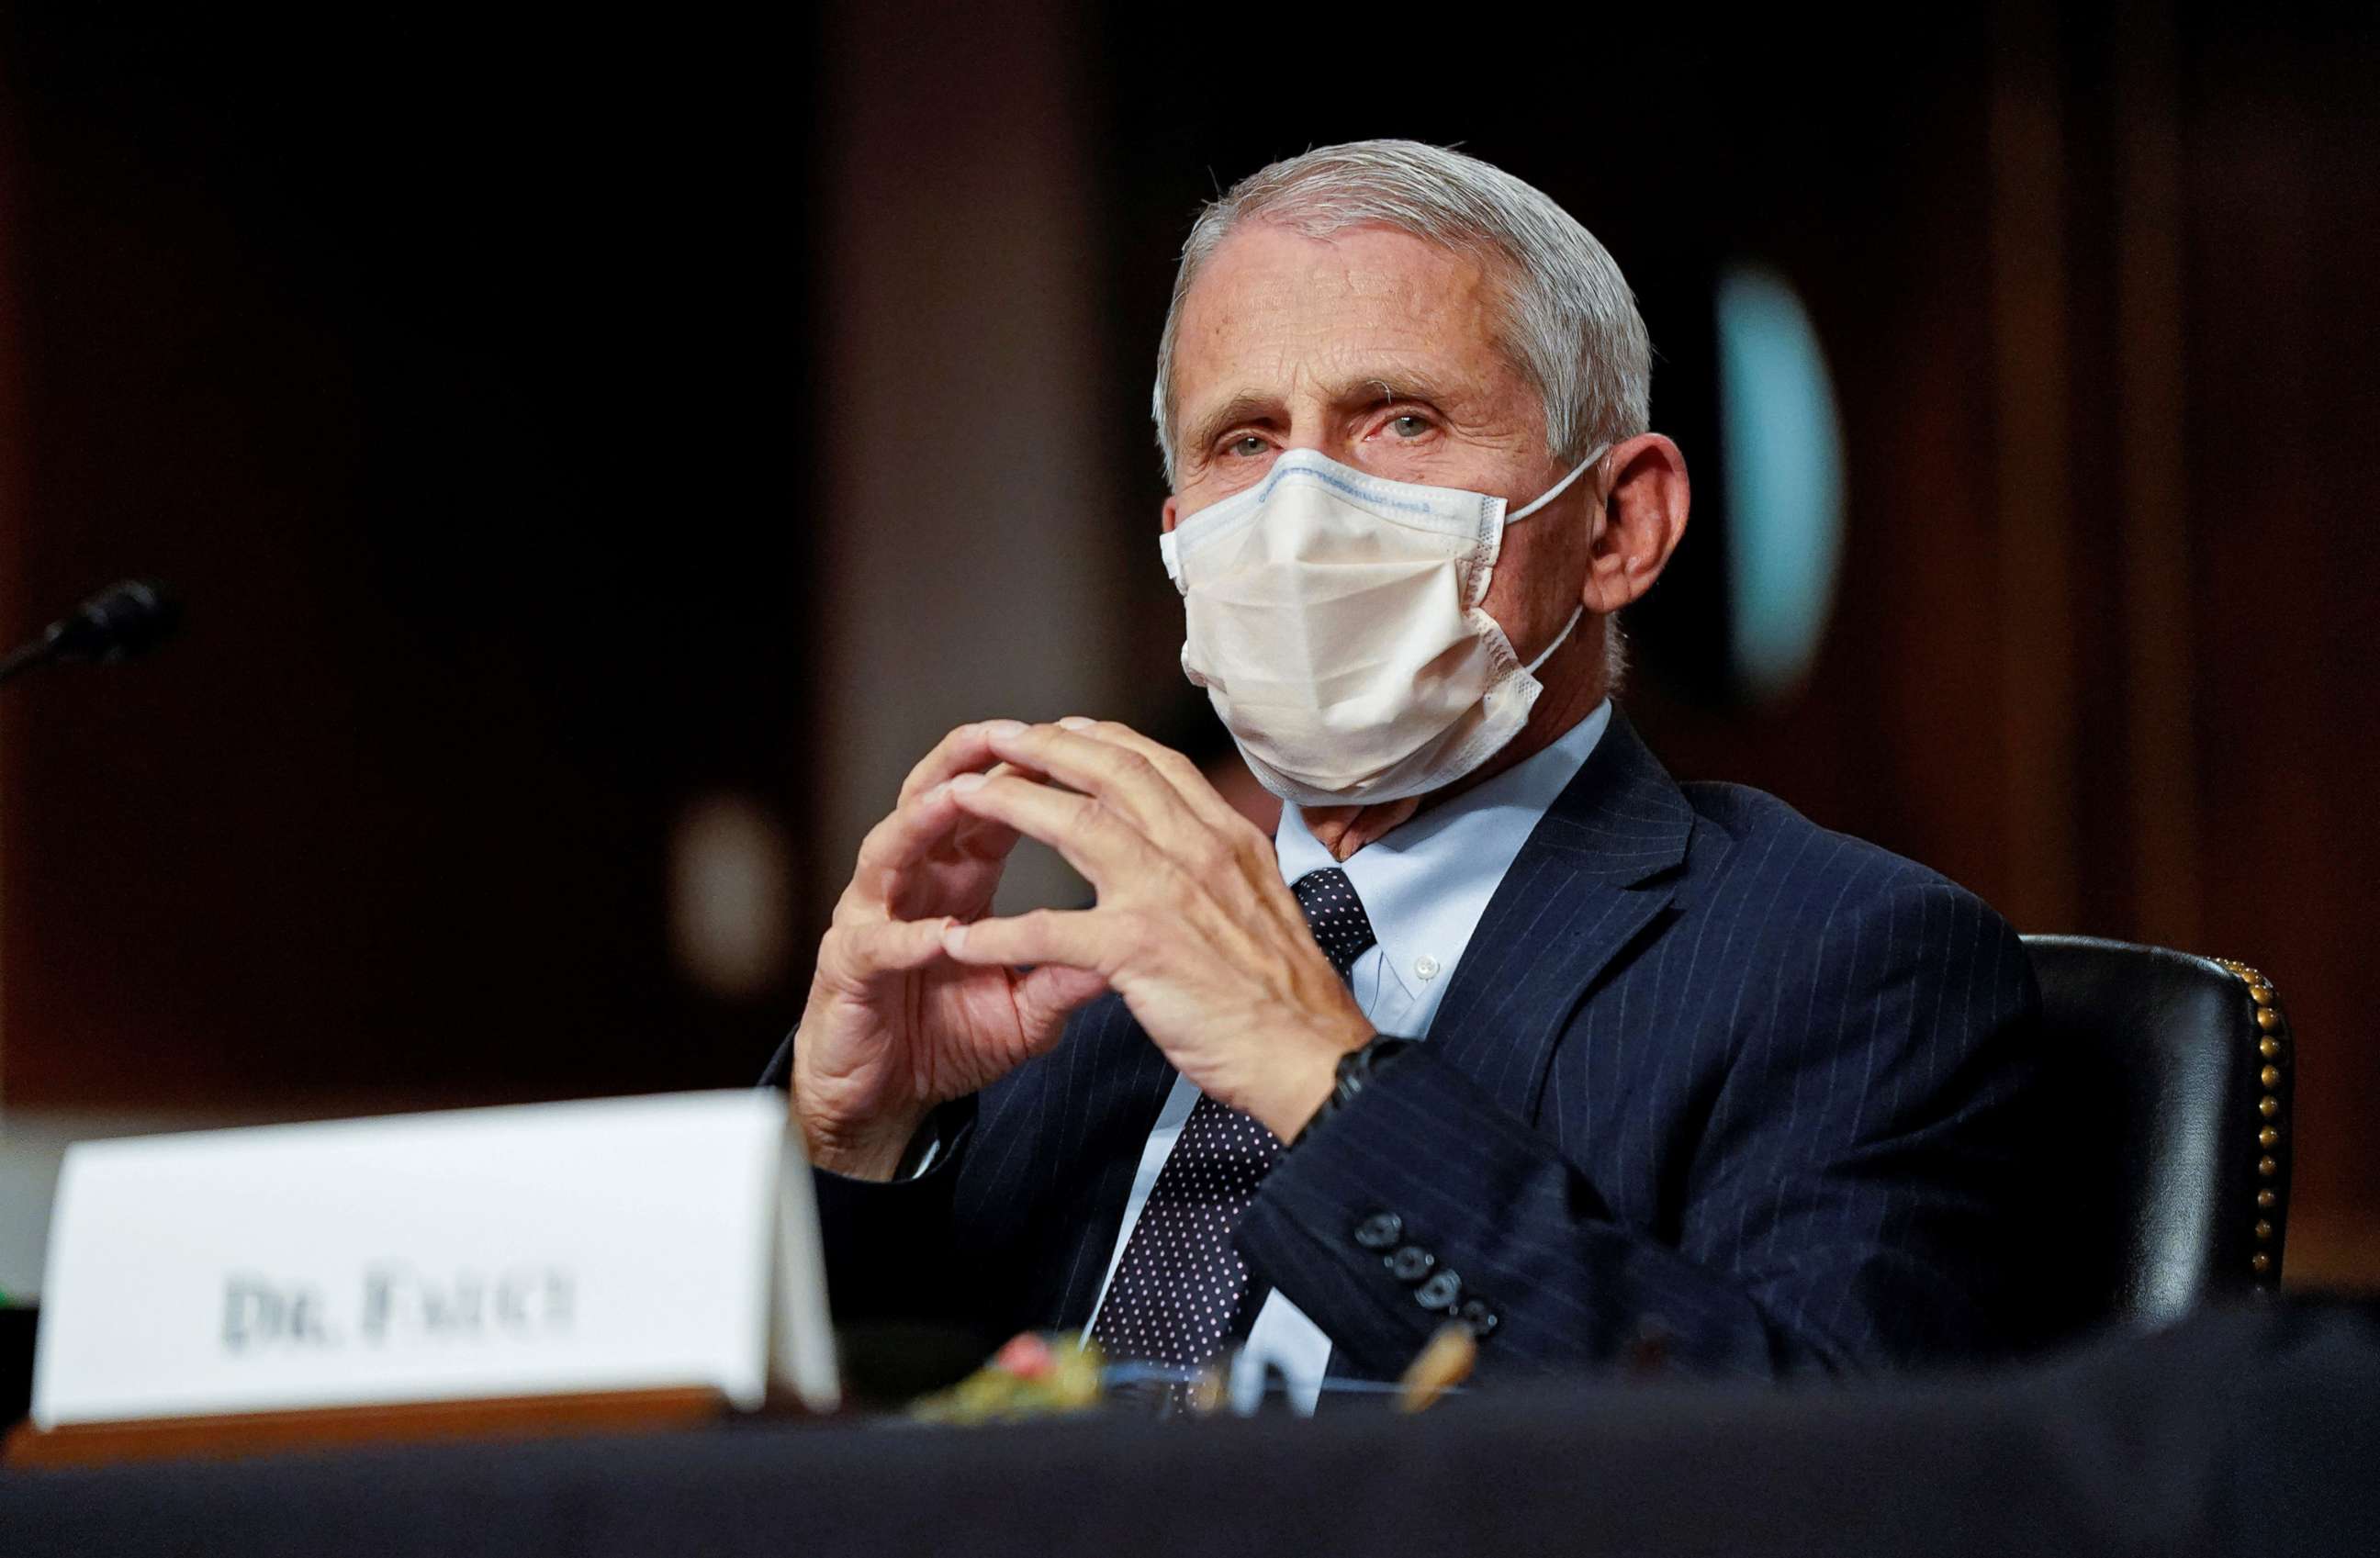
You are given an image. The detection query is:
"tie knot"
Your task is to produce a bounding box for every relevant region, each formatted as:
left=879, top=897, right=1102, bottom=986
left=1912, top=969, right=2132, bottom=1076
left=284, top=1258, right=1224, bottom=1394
left=1292, top=867, right=1376, bottom=980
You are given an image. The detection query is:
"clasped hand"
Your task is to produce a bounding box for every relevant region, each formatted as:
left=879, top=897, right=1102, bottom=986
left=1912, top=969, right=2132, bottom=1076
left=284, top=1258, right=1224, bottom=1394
left=790, top=718, right=1371, bottom=1180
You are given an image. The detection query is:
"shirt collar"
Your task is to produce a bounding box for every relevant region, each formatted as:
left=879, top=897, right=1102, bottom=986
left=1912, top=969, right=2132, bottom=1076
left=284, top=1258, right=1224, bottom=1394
left=1274, top=701, right=1613, bottom=1011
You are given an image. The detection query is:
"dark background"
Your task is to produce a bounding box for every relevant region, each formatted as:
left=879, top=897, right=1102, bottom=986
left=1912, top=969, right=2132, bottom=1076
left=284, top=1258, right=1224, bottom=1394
left=3, top=4, right=2374, bottom=1283
left=0, top=6, right=822, bottom=1099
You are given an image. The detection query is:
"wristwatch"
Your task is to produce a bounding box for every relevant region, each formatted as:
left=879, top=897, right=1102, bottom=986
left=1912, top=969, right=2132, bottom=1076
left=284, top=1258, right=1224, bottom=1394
left=1294, top=1035, right=1416, bottom=1147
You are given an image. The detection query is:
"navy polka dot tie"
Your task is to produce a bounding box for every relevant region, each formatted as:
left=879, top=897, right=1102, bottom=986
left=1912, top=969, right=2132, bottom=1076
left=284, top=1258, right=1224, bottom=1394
left=1291, top=867, right=1376, bottom=980
left=1090, top=868, right=1375, bottom=1392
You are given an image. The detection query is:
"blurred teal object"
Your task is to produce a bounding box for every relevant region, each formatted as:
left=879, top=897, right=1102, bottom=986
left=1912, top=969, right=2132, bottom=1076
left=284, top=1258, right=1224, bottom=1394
left=1715, top=265, right=1846, bottom=701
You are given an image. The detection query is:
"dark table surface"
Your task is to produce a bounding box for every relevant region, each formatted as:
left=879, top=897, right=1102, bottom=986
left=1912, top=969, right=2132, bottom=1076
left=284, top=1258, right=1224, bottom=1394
left=4, top=1300, right=2375, bottom=1558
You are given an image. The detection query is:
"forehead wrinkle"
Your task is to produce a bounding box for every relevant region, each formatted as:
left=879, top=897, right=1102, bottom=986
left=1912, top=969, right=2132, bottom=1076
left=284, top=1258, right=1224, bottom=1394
left=1183, top=361, right=1467, bottom=448
left=1172, top=223, right=1523, bottom=455
left=1347, top=369, right=1464, bottom=408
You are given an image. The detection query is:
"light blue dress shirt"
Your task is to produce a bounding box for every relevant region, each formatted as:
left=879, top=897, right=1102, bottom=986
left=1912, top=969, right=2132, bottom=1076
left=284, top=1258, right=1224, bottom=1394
left=1081, top=701, right=1613, bottom=1411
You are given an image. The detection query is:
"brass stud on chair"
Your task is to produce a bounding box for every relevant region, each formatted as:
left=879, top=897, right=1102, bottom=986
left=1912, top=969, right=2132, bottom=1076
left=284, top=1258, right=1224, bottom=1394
left=2222, top=958, right=2288, bottom=1291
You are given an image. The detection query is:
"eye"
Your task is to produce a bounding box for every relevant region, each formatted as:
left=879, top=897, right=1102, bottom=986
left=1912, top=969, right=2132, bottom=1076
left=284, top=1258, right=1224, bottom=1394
left=1387, top=413, right=1431, bottom=439
left=1225, top=434, right=1269, bottom=458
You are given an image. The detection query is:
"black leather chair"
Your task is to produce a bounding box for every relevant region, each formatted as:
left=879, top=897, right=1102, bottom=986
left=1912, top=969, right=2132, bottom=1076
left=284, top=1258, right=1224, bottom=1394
left=2024, top=936, right=2295, bottom=1327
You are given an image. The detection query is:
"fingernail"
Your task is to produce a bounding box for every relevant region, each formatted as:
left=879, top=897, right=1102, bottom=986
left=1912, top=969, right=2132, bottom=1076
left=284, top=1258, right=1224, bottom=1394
left=924, top=780, right=952, bottom=802
left=940, top=921, right=968, bottom=951
left=949, top=772, right=988, bottom=792
left=1058, top=715, right=1095, bottom=731
left=982, top=719, right=1026, bottom=737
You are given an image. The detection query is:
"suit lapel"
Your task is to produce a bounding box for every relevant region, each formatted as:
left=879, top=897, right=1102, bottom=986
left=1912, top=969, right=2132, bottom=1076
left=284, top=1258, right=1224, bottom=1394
left=1425, top=708, right=1695, bottom=1122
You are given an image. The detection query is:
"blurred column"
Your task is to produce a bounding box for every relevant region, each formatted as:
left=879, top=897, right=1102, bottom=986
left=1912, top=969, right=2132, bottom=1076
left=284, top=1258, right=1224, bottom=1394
left=1988, top=1, right=2083, bottom=930
left=814, top=2, right=1127, bottom=916
left=2113, top=0, right=2203, bottom=949
left=0, top=80, right=21, bottom=1100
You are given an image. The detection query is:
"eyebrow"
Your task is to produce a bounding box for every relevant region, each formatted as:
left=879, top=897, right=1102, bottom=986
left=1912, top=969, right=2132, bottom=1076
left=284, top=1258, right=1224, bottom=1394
left=1184, top=394, right=1277, bottom=460
left=1182, top=372, right=1462, bottom=458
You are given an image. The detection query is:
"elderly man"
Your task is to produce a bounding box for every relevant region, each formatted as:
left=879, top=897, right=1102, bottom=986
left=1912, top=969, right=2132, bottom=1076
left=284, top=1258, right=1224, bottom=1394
left=768, top=140, right=2058, bottom=1401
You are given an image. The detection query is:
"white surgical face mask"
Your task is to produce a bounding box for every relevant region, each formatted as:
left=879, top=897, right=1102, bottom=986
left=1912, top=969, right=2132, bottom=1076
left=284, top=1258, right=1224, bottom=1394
left=1159, top=444, right=1604, bottom=808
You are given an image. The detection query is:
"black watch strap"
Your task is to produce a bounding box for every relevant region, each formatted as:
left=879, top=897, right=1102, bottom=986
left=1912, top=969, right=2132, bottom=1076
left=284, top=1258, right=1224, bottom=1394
left=1294, top=1036, right=1415, bottom=1147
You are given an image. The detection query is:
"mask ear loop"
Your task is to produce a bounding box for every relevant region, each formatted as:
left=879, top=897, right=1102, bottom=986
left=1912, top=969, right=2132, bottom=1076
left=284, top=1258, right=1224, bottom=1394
left=1504, top=443, right=1610, bottom=525
left=1509, top=443, right=1608, bottom=672
left=1523, top=605, right=1586, bottom=675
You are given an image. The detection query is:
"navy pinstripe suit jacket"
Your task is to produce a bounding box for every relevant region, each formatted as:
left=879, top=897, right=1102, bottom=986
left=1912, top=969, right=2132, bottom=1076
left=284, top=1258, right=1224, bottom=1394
left=774, top=709, right=2066, bottom=1381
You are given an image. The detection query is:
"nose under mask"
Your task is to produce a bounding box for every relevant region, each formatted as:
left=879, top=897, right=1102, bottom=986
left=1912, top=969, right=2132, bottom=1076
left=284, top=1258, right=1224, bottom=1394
left=1159, top=444, right=1602, bottom=807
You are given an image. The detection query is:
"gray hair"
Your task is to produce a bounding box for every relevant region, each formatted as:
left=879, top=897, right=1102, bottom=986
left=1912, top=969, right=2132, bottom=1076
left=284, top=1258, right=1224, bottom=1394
left=1151, top=140, right=1651, bottom=488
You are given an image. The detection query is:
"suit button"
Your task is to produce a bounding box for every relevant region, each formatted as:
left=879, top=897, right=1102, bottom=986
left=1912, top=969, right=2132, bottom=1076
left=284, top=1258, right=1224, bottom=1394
left=1414, top=1269, right=1463, bottom=1310
left=1353, top=1212, right=1403, bottom=1250
left=1385, top=1245, right=1436, bottom=1283
left=1458, top=1299, right=1499, bottom=1338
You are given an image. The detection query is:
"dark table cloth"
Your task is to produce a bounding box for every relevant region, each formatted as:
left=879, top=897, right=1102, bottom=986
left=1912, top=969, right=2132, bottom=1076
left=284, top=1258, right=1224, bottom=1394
left=3, top=1300, right=2374, bottom=1557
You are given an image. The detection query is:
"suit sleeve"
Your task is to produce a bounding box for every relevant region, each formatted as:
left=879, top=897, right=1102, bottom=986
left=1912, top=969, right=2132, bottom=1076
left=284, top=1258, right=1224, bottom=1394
left=799, top=1103, right=988, bottom=1331
left=1231, top=879, right=2051, bottom=1380
left=759, top=1036, right=985, bottom=1331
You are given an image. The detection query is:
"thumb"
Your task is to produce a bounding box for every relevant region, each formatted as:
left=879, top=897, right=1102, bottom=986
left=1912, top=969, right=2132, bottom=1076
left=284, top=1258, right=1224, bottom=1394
left=1014, top=962, right=1109, bottom=1039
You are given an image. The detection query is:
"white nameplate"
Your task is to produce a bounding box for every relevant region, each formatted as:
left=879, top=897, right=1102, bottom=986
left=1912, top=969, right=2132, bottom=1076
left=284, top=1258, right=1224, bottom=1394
left=29, top=1091, right=836, bottom=1428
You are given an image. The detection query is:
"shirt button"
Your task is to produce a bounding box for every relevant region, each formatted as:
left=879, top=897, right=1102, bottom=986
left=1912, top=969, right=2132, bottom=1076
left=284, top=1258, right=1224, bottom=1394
left=1414, top=1269, right=1463, bottom=1311
left=1385, top=1244, right=1436, bottom=1283
left=1413, top=954, right=1441, bottom=981
left=1353, top=1212, right=1404, bottom=1250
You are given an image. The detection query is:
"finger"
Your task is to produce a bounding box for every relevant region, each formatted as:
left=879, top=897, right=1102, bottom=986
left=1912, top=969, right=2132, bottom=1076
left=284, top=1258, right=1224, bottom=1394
left=949, top=762, right=1048, bottom=860
left=1047, top=717, right=1259, bottom=837
left=982, top=722, right=1218, bottom=846
left=946, top=771, right=1154, bottom=889
left=848, top=784, right=998, bottom=909
left=855, top=754, right=1076, bottom=911
left=1014, top=962, right=1111, bottom=1033
left=816, top=914, right=956, bottom=989
left=896, top=719, right=1030, bottom=806
left=939, top=908, right=1118, bottom=975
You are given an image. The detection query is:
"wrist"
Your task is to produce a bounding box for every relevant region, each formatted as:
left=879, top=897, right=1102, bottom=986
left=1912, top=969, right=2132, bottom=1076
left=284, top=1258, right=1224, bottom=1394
left=1289, top=1035, right=1416, bottom=1148
left=1252, top=1016, right=1375, bottom=1141
left=794, top=1093, right=931, bottom=1183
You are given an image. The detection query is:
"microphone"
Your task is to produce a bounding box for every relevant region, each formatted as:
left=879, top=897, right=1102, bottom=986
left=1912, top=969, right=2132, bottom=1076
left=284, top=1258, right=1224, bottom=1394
left=0, top=579, right=184, bottom=688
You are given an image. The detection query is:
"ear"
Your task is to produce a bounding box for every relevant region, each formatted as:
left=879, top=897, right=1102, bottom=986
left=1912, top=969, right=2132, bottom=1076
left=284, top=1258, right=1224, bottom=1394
left=1162, top=494, right=1182, bottom=534
left=1580, top=433, right=1690, bottom=615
